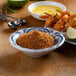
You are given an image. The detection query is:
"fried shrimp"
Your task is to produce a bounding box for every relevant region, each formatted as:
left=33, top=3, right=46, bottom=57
left=56, top=10, right=73, bottom=16
left=53, top=15, right=69, bottom=31
left=66, top=15, right=76, bottom=29
left=44, top=11, right=76, bottom=31
left=45, top=13, right=61, bottom=26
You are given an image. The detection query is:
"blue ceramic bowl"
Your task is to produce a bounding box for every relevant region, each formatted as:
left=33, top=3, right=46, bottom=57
left=9, top=27, right=65, bottom=57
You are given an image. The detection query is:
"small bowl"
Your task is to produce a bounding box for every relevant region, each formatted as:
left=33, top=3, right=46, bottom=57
left=9, top=27, right=65, bottom=57
left=28, top=1, right=66, bottom=20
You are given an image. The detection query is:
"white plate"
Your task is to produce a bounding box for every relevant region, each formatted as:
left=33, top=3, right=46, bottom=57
left=65, top=40, right=76, bottom=45
left=44, top=25, right=76, bottom=45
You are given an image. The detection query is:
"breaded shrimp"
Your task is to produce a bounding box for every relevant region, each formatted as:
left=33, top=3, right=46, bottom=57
left=57, top=10, right=73, bottom=16
left=66, top=15, right=76, bottom=28
left=45, top=13, right=61, bottom=26
left=45, top=16, right=53, bottom=26
left=45, top=11, right=75, bottom=31
left=53, top=15, right=69, bottom=31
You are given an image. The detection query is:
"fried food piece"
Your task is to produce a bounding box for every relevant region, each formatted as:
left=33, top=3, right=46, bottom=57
left=62, top=11, right=73, bottom=16
left=66, top=15, right=76, bottom=29
left=56, top=10, right=73, bottom=16
left=45, top=13, right=61, bottom=26
left=44, top=11, right=75, bottom=31
left=54, top=15, right=69, bottom=31
left=45, top=16, right=53, bottom=26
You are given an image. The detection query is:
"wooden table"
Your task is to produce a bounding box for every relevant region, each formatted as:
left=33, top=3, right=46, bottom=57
left=0, top=0, right=76, bottom=76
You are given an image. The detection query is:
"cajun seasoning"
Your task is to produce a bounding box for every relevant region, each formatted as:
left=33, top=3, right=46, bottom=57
left=16, top=31, right=55, bottom=49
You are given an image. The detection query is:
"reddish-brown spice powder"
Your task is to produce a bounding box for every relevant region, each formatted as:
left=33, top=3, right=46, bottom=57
left=16, top=31, right=55, bottom=49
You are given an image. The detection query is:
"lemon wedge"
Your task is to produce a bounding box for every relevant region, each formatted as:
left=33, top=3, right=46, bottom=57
left=66, top=27, right=76, bottom=42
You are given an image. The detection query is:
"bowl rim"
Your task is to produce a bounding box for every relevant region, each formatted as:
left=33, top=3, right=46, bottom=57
left=28, top=1, right=66, bottom=16
left=9, top=27, right=65, bottom=53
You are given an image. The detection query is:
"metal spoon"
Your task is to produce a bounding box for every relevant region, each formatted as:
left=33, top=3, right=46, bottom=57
left=0, top=9, right=26, bottom=29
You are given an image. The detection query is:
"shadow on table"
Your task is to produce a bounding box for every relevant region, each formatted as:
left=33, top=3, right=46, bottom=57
left=0, top=47, right=68, bottom=75
left=55, top=42, right=76, bottom=57
left=0, top=50, right=54, bottom=74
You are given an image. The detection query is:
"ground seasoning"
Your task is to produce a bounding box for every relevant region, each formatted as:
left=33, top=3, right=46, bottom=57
left=16, top=31, right=55, bottom=49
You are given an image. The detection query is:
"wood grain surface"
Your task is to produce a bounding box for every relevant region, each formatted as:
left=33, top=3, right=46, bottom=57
left=0, top=0, right=76, bottom=76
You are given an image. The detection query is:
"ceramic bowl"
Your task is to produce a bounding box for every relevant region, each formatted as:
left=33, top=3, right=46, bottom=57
left=28, top=1, right=66, bottom=20
left=9, top=27, right=65, bottom=57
